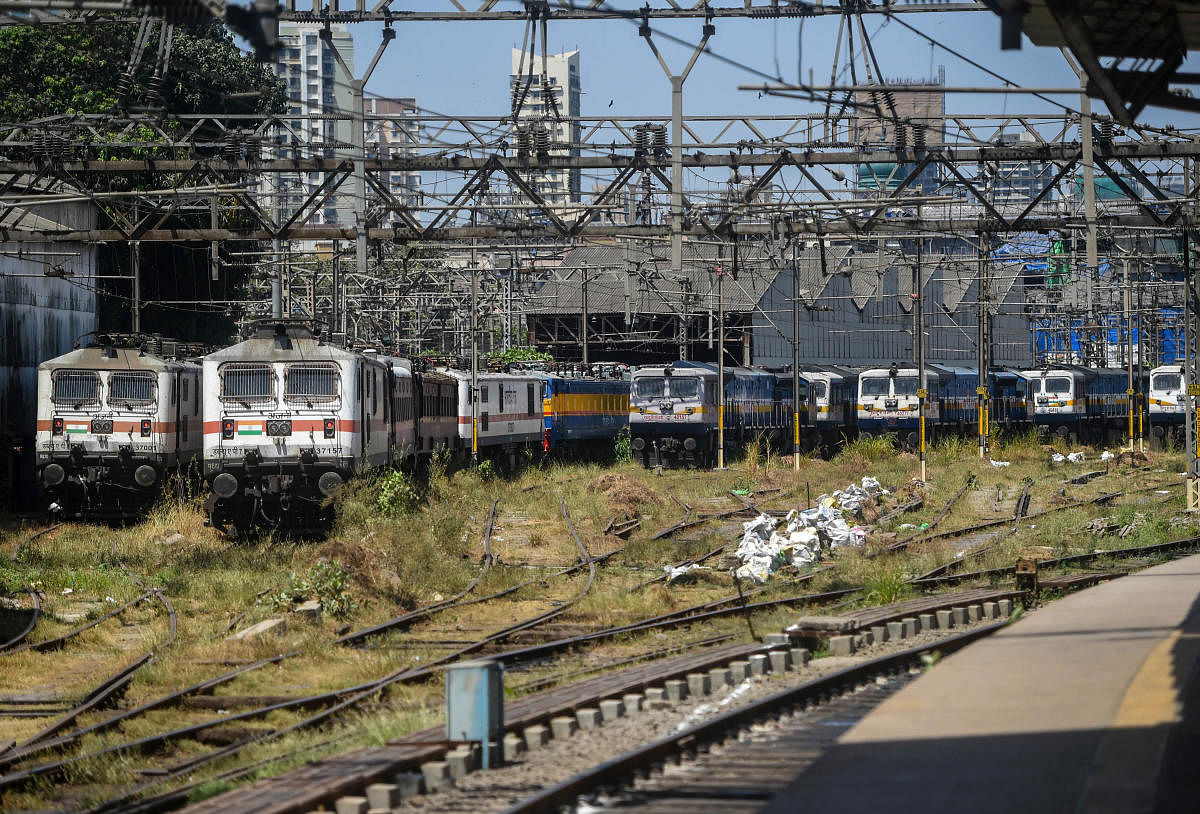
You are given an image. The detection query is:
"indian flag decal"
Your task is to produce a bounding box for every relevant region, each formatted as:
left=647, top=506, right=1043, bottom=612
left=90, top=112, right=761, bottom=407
left=237, top=421, right=264, bottom=436
left=65, top=421, right=89, bottom=435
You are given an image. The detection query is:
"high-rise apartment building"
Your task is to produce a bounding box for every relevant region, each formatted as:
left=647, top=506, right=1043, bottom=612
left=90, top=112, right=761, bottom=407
left=854, top=69, right=945, bottom=196
left=509, top=49, right=581, bottom=207
left=365, top=97, right=422, bottom=216
left=270, top=23, right=355, bottom=226
left=992, top=131, right=1055, bottom=207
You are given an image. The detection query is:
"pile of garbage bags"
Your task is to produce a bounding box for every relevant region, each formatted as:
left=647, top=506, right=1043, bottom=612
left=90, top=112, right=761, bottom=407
left=1050, top=451, right=1086, bottom=464
left=732, top=477, right=883, bottom=584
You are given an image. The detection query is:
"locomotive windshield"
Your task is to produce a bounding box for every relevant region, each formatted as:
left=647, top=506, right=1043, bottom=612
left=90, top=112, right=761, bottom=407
left=670, top=377, right=699, bottom=399
left=52, top=371, right=100, bottom=407
left=109, top=372, right=156, bottom=406
left=1153, top=373, right=1181, bottom=392
left=634, top=377, right=666, bottom=399
left=1043, top=376, right=1072, bottom=394
left=894, top=377, right=919, bottom=397
left=861, top=377, right=889, bottom=397
left=811, top=381, right=828, bottom=401
left=285, top=363, right=339, bottom=404
left=221, top=363, right=273, bottom=404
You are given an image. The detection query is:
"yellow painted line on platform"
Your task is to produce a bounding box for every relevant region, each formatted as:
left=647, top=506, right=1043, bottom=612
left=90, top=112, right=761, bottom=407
left=1112, top=630, right=1187, bottom=728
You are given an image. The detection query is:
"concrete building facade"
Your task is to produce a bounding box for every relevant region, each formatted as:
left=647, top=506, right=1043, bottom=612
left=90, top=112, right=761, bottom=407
left=510, top=49, right=582, bottom=206
left=365, top=97, right=422, bottom=215
left=270, top=23, right=355, bottom=226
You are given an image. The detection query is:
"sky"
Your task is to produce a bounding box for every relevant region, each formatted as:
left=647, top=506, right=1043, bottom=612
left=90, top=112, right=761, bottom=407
left=342, top=8, right=1200, bottom=131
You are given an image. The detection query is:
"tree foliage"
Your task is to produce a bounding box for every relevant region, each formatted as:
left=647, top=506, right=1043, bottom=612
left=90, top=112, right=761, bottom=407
left=0, top=22, right=288, bottom=344
left=0, top=22, right=285, bottom=121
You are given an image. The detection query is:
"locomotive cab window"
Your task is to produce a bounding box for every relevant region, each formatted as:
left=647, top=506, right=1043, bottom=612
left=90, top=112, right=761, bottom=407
left=52, top=370, right=100, bottom=407
left=220, top=363, right=274, bottom=404
left=110, top=371, right=158, bottom=407
left=285, top=363, right=339, bottom=405
left=894, top=377, right=919, bottom=397
left=1043, top=376, right=1072, bottom=394
left=634, top=377, right=666, bottom=399
left=670, top=378, right=699, bottom=399
left=527, top=383, right=535, bottom=415
left=1153, top=373, right=1181, bottom=392
left=861, top=377, right=889, bottom=397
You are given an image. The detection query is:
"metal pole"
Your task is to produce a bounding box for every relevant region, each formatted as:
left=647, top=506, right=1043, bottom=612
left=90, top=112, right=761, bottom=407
left=1186, top=215, right=1198, bottom=509
left=916, top=215, right=927, bottom=483
left=717, top=262, right=725, bottom=470
left=1137, top=269, right=1145, bottom=452
left=1080, top=77, right=1099, bottom=327
left=1125, top=258, right=1135, bottom=451
left=131, top=240, right=140, bottom=333
left=792, top=236, right=800, bottom=472
left=209, top=195, right=219, bottom=281
left=977, top=232, right=987, bottom=459
left=471, top=213, right=479, bottom=465
left=331, top=239, right=341, bottom=339
left=581, top=270, right=589, bottom=365
left=271, top=237, right=282, bottom=318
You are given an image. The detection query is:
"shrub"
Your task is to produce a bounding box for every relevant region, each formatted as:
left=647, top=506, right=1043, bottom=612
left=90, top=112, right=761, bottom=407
left=270, top=559, right=361, bottom=620
left=477, top=459, right=498, bottom=482
left=613, top=426, right=632, bottom=463
left=836, top=434, right=896, bottom=463
left=861, top=567, right=912, bottom=606
left=376, top=470, right=420, bottom=516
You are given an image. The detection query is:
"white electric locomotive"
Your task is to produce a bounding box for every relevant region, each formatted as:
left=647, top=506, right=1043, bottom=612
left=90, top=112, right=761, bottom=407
left=1148, top=364, right=1185, bottom=447
left=202, top=321, right=408, bottom=534
left=35, top=337, right=202, bottom=519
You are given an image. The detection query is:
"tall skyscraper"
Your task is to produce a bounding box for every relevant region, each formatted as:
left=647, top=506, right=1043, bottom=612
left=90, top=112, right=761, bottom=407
left=270, top=23, right=355, bottom=226
left=509, top=49, right=581, bottom=207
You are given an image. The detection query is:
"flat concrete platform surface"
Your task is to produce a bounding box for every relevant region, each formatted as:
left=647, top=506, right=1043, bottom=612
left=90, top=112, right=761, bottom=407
left=762, top=553, right=1200, bottom=814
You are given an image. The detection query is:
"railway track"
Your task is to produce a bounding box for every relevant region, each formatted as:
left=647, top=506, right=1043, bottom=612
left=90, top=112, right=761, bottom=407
left=0, top=524, right=62, bottom=654
left=499, top=621, right=1007, bottom=814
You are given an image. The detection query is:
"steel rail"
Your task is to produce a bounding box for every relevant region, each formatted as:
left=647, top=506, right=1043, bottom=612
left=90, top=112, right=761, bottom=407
left=3, top=590, right=152, bottom=656
left=0, top=585, right=40, bottom=653
left=872, top=477, right=973, bottom=557
left=500, top=620, right=1010, bottom=814
left=58, top=500, right=600, bottom=809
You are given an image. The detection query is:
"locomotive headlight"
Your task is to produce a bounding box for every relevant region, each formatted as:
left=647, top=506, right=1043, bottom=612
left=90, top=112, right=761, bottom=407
left=52, top=417, right=64, bottom=436
left=323, top=418, right=336, bottom=438
left=140, top=419, right=152, bottom=437
left=221, top=419, right=235, bottom=440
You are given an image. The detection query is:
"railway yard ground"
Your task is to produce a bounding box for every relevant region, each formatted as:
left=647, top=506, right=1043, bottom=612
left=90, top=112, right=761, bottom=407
left=1, top=432, right=1197, bottom=813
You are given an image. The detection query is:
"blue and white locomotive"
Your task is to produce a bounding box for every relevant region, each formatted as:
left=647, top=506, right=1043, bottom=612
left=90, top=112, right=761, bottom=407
left=1019, top=365, right=1128, bottom=443
left=856, top=364, right=976, bottom=445
left=629, top=361, right=791, bottom=468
